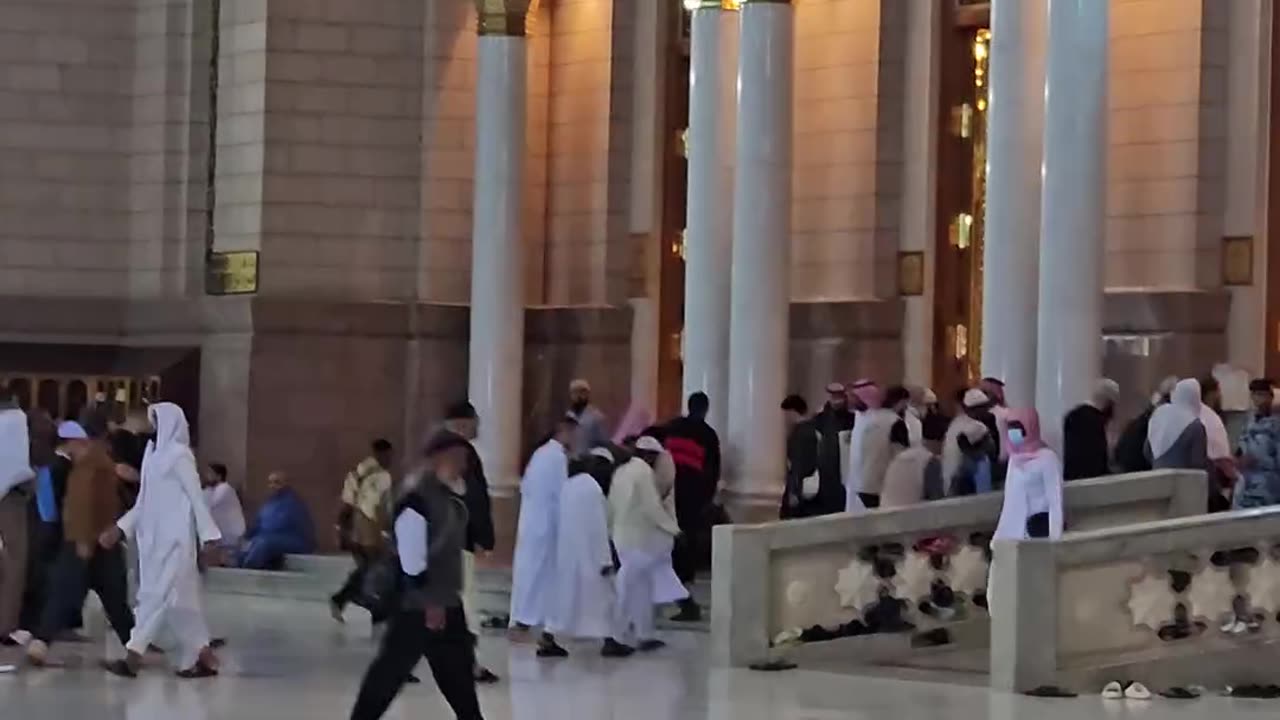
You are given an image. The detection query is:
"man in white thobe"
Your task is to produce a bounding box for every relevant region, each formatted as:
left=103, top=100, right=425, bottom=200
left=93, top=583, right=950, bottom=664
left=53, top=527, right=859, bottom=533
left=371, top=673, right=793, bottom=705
left=100, top=402, right=222, bottom=677
left=509, top=415, right=576, bottom=657
left=546, top=447, right=633, bottom=657
left=609, top=437, right=686, bottom=652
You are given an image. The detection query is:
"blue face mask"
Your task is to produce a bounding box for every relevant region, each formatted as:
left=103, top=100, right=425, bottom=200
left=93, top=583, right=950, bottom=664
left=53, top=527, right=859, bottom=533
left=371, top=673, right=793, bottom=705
left=1007, top=428, right=1025, bottom=446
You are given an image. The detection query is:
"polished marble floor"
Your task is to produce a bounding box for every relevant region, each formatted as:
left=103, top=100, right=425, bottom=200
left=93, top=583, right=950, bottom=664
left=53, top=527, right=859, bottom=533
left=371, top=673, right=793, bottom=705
left=3, top=595, right=1280, bottom=719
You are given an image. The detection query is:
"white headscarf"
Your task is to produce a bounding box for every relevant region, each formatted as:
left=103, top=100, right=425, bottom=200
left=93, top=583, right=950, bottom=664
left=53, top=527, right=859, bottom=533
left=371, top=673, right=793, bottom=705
left=143, top=402, right=193, bottom=482
left=0, top=408, right=33, bottom=500
left=1147, top=379, right=1200, bottom=459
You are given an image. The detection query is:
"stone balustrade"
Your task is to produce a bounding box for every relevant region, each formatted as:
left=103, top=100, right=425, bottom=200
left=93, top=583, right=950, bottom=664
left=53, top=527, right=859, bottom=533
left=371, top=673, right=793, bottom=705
left=992, top=504, right=1280, bottom=693
left=711, top=470, right=1206, bottom=668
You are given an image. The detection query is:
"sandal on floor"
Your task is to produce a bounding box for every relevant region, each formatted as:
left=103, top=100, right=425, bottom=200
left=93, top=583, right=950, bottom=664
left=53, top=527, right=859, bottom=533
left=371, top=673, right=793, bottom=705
left=175, top=663, right=218, bottom=679
left=101, top=660, right=138, bottom=678
left=1160, top=687, right=1201, bottom=700
left=1024, top=686, right=1077, bottom=698
left=748, top=659, right=797, bottom=672
left=1124, top=682, right=1152, bottom=700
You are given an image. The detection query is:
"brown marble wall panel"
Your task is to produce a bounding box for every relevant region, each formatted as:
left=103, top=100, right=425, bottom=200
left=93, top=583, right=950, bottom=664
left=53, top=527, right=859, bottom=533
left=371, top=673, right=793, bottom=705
left=522, top=306, right=633, bottom=460
left=788, top=300, right=905, bottom=404
left=1102, top=291, right=1231, bottom=421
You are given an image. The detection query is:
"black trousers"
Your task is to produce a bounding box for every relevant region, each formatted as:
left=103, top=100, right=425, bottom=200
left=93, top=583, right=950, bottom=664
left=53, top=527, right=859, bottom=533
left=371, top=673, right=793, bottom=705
left=350, top=606, right=484, bottom=720
left=858, top=493, right=881, bottom=509
left=672, top=482, right=715, bottom=584
left=35, top=543, right=134, bottom=646
left=332, top=546, right=376, bottom=608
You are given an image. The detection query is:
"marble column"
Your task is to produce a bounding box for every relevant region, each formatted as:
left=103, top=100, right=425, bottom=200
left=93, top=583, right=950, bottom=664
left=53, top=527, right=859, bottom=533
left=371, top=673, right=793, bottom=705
left=726, top=0, right=793, bottom=515
left=683, top=1, right=739, bottom=431
left=1035, top=0, right=1107, bottom=449
left=469, top=0, right=529, bottom=494
left=981, top=0, right=1046, bottom=408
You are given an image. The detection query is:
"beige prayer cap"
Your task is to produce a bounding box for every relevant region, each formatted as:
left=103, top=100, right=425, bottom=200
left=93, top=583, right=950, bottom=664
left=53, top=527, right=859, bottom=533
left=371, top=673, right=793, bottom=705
left=1095, top=378, right=1120, bottom=401
left=569, top=378, right=591, bottom=393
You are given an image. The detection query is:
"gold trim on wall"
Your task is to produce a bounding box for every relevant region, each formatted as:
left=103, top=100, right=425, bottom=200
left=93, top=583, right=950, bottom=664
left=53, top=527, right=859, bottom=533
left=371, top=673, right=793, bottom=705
left=1223, top=235, right=1254, bottom=286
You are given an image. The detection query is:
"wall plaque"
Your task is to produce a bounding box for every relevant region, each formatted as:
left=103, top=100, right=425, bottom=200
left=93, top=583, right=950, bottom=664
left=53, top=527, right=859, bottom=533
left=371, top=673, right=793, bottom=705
left=1222, top=235, right=1253, bottom=286
left=898, top=251, right=925, bottom=296
left=206, top=250, right=259, bottom=295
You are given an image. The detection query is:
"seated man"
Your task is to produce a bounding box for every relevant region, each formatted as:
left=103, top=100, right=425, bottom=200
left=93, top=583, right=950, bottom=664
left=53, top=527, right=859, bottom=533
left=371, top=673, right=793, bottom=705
left=202, top=462, right=246, bottom=565
left=238, top=471, right=315, bottom=570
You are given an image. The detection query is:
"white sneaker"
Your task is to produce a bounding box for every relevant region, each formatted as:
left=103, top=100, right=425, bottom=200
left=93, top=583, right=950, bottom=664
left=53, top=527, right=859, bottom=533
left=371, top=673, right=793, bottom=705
left=8, top=630, right=31, bottom=647
left=26, top=639, right=49, bottom=667
left=1102, top=681, right=1124, bottom=699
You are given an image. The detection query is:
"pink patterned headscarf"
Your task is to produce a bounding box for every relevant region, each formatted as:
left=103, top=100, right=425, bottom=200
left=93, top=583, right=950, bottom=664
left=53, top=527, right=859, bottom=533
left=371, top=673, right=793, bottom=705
left=1006, top=407, right=1047, bottom=465
left=849, top=380, right=882, bottom=410
left=611, top=402, right=652, bottom=444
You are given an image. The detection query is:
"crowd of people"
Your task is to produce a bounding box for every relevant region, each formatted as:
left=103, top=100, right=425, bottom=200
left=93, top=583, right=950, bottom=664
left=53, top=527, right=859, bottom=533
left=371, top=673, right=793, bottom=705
left=0, top=394, right=225, bottom=677
left=4, top=366, right=1279, bottom=719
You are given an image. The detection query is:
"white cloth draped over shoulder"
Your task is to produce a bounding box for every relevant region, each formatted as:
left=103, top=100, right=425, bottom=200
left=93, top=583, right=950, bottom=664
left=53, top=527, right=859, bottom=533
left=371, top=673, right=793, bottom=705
left=993, top=448, right=1063, bottom=541
left=1147, top=379, right=1201, bottom=459
left=116, top=402, right=221, bottom=670
left=0, top=408, right=33, bottom=502
left=547, top=473, right=615, bottom=639
left=509, top=438, right=568, bottom=628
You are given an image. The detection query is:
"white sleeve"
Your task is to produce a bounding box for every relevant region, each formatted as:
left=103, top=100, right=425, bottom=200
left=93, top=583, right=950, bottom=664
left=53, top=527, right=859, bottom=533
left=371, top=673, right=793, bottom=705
left=395, top=509, right=429, bottom=576
left=1045, top=455, right=1065, bottom=540
left=179, top=455, right=222, bottom=544
left=117, top=506, right=139, bottom=539
left=992, top=471, right=1026, bottom=542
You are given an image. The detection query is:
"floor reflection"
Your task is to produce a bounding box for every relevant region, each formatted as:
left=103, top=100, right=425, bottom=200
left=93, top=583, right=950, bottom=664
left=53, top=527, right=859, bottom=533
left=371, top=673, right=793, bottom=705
left=1, top=595, right=1277, bottom=719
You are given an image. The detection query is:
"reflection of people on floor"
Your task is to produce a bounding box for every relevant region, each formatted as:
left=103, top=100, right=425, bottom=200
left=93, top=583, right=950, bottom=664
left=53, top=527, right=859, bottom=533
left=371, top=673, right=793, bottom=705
left=238, top=472, right=315, bottom=570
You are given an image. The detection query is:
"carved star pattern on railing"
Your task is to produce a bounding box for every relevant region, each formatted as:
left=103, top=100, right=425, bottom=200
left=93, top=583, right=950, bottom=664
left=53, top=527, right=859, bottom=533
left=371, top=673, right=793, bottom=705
left=897, top=551, right=938, bottom=603
left=943, top=545, right=989, bottom=597
left=1126, top=572, right=1177, bottom=631
left=1187, top=565, right=1236, bottom=623
left=834, top=558, right=882, bottom=616
left=1245, top=555, right=1280, bottom=615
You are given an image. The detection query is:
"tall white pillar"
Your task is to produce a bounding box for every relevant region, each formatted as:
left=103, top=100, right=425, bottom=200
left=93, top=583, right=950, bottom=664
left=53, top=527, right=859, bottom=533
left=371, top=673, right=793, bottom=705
left=683, top=1, right=739, bottom=431
left=1035, top=0, right=1107, bottom=449
left=726, top=0, right=793, bottom=514
left=469, top=2, right=529, bottom=494
left=982, top=0, right=1047, bottom=408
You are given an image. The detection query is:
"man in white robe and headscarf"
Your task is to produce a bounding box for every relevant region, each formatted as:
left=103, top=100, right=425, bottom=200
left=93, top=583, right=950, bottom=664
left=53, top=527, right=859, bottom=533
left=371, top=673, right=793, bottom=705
left=0, top=397, right=34, bottom=639
left=547, top=447, right=634, bottom=657
left=99, top=403, right=221, bottom=678
left=609, top=436, right=686, bottom=652
left=844, top=381, right=909, bottom=510
left=509, top=415, right=577, bottom=657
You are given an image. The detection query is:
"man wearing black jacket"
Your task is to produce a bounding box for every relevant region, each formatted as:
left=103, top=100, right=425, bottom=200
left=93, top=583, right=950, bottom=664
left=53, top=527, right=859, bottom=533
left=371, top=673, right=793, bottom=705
left=810, top=383, right=855, bottom=513
left=441, top=401, right=499, bottom=684
left=662, top=392, right=721, bottom=622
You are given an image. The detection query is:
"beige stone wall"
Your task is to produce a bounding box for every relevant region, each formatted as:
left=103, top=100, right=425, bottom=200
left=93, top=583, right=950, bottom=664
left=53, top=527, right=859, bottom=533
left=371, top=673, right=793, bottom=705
left=544, top=0, right=615, bottom=305
left=1106, top=0, right=1227, bottom=290
left=791, top=0, right=904, bottom=301
left=129, top=0, right=211, bottom=298
left=0, top=0, right=143, bottom=297
left=248, top=0, right=425, bottom=300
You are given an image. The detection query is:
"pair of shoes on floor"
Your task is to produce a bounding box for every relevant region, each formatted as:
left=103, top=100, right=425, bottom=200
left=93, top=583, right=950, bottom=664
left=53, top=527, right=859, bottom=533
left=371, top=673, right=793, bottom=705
left=25, top=640, right=49, bottom=668
left=1219, top=616, right=1261, bottom=635
left=1102, top=681, right=1151, bottom=700
left=1159, top=686, right=1202, bottom=700
left=1225, top=684, right=1280, bottom=699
